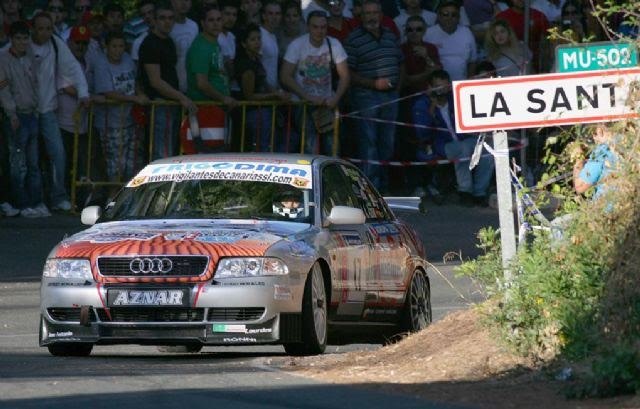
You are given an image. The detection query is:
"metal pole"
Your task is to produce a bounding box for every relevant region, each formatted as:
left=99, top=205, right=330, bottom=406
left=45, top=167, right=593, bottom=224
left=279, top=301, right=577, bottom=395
left=520, top=0, right=531, bottom=184
left=493, top=130, right=517, bottom=281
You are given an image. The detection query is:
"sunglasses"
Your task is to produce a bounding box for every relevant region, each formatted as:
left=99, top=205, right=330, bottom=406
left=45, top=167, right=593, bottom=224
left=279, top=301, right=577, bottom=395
left=75, top=5, right=91, bottom=12
left=48, top=6, right=64, bottom=12
left=439, top=12, right=459, bottom=17
left=406, top=26, right=425, bottom=33
left=563, top=9, right=580, bottom=15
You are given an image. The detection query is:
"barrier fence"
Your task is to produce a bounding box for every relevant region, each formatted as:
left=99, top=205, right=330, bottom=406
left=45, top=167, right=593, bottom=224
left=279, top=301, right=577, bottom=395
left=70, top=99, right=341, bottom=208
left=68, top=99, right=529, bottom=209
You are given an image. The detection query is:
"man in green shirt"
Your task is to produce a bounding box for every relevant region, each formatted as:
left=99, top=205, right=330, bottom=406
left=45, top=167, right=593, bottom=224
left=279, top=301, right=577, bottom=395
left=186, top=6, right=237, bottom=106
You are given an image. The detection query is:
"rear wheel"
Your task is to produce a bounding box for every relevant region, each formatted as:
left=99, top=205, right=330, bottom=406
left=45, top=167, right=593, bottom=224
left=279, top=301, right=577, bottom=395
left=47, top=343, right=93, bottom=357
left=283, top=262, right=327, bottom=356
left=400, top=270, right=432, bottom=332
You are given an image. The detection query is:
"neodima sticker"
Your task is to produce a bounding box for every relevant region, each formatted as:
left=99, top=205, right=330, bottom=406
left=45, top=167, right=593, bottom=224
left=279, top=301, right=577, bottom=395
left=453, top=68, right=640, bottom=133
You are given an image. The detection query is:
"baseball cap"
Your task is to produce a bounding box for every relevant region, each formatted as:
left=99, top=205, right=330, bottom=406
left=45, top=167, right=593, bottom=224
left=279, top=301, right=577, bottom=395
left=69, top=25, right=91, bottom=42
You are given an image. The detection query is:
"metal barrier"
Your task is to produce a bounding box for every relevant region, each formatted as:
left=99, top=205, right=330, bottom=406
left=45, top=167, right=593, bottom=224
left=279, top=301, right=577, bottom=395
left=70, top=99, right=341, bottom=209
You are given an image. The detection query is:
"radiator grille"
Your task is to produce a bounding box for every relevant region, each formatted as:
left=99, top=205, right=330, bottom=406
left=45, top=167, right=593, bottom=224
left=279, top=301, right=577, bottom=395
left=207, top=307, right=265, bottom=321
left=97, top=308, right=205, bottom=322
left=98, top=256, right=209, bottom=277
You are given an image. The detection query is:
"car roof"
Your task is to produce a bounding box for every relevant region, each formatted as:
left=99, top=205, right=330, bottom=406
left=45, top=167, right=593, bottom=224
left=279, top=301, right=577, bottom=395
left=149, top=153, right=339, bottom=167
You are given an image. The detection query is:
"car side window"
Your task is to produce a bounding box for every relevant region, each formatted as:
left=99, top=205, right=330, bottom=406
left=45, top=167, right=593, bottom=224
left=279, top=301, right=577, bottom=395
left=321, top=164, right=359, bottom=219
left=340, top=164, right=393, bottom=221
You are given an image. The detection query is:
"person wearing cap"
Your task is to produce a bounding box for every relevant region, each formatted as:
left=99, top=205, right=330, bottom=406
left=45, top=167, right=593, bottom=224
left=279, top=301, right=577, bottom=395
left=0, top=21, right=49, bottom=217
left=344, top=0, right=404, bottom=193
left=424, top=0, right=476, bottom=81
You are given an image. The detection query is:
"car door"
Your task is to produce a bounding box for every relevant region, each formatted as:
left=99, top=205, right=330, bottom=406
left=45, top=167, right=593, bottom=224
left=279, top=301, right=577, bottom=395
left=320, top=163, right=371, bottom=321
left=340, top=164, right=410, bottom=322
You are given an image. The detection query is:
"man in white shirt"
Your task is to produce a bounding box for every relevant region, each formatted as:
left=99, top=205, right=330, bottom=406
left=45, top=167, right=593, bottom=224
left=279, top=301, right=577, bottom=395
left=424, top=0, right=476, bottom=81
left=260, top=1, right=283, bottom=90
left=170, top=0, right=198, bottom=92
left=30, top=12, right=89, bottom=211
left=281, top=10, right=350, bottom=155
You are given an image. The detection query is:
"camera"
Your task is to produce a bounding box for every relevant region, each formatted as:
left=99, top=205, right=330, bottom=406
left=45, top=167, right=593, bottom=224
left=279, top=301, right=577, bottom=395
left=561, top=19, right=572, bottom=31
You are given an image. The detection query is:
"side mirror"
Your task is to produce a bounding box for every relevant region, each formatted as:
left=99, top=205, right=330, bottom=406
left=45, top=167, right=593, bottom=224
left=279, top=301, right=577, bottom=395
left=326, top=206, right=366, bottom=225
left=81, top=206, right=102, bottom=225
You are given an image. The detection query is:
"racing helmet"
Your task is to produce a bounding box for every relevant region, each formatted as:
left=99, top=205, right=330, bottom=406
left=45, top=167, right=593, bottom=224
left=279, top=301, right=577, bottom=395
left=272, top=190, right=304, bottom=219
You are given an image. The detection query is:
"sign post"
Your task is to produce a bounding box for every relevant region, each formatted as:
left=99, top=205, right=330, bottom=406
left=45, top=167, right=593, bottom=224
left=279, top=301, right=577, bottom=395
left=453, top=68, right=640, bottom=274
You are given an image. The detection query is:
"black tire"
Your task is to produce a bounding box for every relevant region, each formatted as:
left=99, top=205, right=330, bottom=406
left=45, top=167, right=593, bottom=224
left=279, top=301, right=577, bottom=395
left=400, top=270, right=432, bottom=333
left=157, top=344, right=203, bottom=353
left=283, top=263, right=327, bottom=356
left=47, top=343, right=93, bottom=357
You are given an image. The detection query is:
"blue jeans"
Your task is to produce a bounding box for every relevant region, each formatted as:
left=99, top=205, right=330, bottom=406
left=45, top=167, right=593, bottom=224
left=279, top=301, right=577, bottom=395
left=39, top=111, right=68, bottom=205
left=444, top=137, right=495, bottom=197
left=151, top=105, right=180, bottom=160
left=4, top=113, right=43, bottom=208
left=245, top=107, right=274, bottom=152
left=351, top=88, right=398, bottom=192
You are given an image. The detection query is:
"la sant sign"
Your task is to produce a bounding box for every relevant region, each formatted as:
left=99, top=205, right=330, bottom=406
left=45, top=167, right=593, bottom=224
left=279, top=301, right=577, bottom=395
left=453, top=68, right=640, bottom=133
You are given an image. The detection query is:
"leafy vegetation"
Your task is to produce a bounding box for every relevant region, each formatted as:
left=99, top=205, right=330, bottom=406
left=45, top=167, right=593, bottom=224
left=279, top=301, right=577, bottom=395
left=459, top=0, right=640, bottom=394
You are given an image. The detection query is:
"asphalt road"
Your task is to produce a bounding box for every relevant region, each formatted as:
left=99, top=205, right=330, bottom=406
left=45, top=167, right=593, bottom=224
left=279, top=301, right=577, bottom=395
left=0, top=199, right=497, bottom=409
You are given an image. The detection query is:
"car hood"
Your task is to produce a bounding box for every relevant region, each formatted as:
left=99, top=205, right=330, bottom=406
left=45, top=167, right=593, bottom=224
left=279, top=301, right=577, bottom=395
left=53, top=220, right=311, bottom=283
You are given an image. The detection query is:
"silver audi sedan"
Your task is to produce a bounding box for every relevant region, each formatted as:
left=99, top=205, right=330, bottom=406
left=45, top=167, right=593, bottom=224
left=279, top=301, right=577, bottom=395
left=40, top=154, right=431, bottom=356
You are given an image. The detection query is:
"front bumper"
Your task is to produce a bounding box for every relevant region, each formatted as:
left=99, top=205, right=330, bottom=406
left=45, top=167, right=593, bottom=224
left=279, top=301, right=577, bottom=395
left=40, top=277, right=304, bottom=346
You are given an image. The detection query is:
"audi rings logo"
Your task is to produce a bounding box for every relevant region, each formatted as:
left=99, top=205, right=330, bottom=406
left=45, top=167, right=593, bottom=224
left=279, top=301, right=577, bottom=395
left=129, top=257, right=173, bottom=274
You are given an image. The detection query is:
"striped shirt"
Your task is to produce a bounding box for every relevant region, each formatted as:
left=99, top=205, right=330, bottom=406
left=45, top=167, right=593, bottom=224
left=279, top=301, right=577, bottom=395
left=344, top=26, right=403, bottom=90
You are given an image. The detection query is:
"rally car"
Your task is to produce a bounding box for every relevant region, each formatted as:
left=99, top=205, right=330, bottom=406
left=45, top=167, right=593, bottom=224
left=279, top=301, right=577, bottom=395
left=39, top=154, right=431, bottom=356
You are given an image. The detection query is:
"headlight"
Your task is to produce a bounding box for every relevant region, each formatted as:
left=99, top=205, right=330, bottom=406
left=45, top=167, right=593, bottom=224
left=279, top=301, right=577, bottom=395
left=43, top=258, right=93, bottom=280
left=215, top=257, right=289, bottom=278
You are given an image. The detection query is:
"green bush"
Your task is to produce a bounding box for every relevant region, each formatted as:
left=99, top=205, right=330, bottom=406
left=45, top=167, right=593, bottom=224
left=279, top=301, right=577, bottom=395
left=458, top=120, right=640, bottom=397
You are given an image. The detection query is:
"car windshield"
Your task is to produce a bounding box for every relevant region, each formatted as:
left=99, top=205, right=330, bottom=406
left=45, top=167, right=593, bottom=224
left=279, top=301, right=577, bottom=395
left=100, top=180, right=314, bottom=223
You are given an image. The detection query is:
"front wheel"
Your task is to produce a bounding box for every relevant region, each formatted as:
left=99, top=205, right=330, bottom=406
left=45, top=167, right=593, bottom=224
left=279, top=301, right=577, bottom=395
left=283, top=262, right=327, bottom=356
left=400, top=269, right=432, bottom=332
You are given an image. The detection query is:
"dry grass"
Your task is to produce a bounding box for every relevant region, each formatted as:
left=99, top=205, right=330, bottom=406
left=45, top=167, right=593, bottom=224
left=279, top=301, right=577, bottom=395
left=276, top=308, right=640, bottom=409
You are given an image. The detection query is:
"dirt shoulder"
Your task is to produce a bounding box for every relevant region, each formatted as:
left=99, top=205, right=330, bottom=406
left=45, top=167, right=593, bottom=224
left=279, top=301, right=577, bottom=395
left=276, top=309, right=639, bottom=409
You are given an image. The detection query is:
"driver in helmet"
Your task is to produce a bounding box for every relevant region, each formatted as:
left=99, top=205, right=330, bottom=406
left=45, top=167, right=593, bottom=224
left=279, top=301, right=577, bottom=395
left=273, top=190, right=304, bottom=219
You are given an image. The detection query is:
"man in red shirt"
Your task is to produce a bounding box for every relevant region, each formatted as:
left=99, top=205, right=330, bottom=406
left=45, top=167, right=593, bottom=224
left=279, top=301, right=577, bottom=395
left=496, top=0, right=549, bottom=72
left=327, top=0, right=359, bottom=43
left=401, top=15, right=441, bottom=96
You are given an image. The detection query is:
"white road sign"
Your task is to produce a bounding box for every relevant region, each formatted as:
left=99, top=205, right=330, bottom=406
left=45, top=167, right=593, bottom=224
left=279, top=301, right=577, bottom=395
left=453, top=68, right=640, bottom=133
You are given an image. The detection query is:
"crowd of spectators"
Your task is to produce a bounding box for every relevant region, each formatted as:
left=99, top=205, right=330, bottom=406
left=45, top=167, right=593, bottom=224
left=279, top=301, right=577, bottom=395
left=0, top=0, right=633, bottom=217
